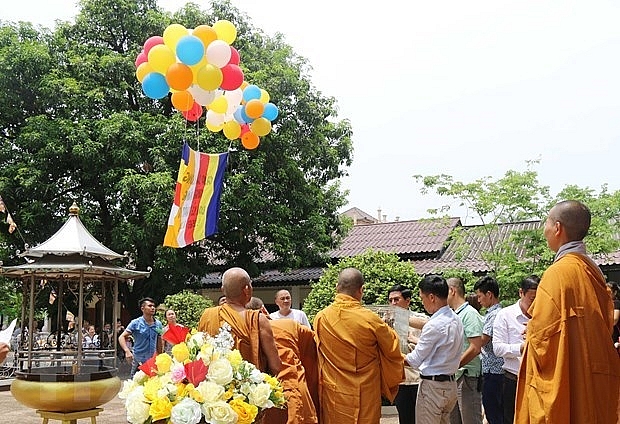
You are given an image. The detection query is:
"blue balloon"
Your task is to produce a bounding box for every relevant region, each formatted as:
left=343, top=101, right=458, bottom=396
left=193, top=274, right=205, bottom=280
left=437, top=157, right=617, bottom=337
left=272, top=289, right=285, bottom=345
left=262, top=103, right=279, bottom=121
left=233, top=105, right=247, bottom=124
left=142, top=72, right=169, bottom=99
left=242, top=84, right=261, bottom=102
left=176, top=35, right=205, bottom=66
left=240, top=105, right=253, bottom=124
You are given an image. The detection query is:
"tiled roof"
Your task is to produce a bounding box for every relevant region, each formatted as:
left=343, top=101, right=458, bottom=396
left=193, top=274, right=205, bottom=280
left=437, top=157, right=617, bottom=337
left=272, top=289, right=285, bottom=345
left=330, top=217, right=461, bottom=259
left=201, top=267, right=324, bottom=288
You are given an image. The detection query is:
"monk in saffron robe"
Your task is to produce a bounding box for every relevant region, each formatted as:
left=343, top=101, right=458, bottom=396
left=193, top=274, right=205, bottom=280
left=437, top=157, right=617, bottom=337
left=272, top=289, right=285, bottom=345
left=247, top=296, right=319, bottom=424
left=515, top=200, right=620, bottom=423
left=314, top=267, right=404, bottom=424
left=197, top=267, right=281, bottom=375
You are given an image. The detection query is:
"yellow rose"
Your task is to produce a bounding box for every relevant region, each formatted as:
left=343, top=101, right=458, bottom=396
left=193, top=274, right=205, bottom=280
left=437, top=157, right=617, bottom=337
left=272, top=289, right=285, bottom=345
left=172, top=342, right=190, bottom=363
left=143, top=376, right=163, bottom=401
left=155, top=352, right=173, bottom=373
left=229, top=398, right=258, bottom=424
left=227, top=350, right=242, bottom=368
left=149, top=396, right=173, bottom=422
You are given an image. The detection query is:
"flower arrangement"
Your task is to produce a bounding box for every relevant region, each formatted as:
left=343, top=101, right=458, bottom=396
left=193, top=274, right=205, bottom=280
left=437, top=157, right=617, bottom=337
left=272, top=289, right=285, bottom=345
left=119, top=323, right=286, bottom=424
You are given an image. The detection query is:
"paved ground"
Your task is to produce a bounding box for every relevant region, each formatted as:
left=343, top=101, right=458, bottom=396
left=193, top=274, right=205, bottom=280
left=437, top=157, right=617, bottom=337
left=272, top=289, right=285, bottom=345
left=0, top=390, right=399, bottom=423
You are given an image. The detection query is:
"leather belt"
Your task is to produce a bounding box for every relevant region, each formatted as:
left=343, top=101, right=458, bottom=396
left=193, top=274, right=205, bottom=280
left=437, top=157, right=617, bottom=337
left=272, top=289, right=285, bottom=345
left=504, top=371, right=518, bottom=381
left=420, top=374, right=455, bottom=382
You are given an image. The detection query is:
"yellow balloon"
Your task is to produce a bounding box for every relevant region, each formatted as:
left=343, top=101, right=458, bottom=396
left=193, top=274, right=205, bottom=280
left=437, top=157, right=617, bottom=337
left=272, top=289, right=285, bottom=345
left=196, top=64, right=223, bottom=91
left=250, top=118, right=272, bottom=137
left=212, top=19, right=237, bottom=45
left=163, top=23, right=188, bottom=50
left=209, top=96, right=228, bottom=114
left=136, top=62, right=153, bottom=83
left=190, top=57, right=208, bottom=84
left=206, top=121, right=223, bottom=132
left=259, top=89, right=270, bottom=103
left=192, top=25, right=218, bottom=49
left=148, top=44, right=176, bottom=74
left=223, top=121, right=241, bottom=140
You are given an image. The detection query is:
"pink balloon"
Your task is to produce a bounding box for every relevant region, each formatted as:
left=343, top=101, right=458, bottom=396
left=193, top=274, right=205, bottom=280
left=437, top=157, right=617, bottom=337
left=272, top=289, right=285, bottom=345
left=220, top=64, right=244, bottom=91
left=229, top=46, right=240, bottom=65
left=143, top=35, right=164, bottom=55
left=134, top=51, right=147, bottom=68
left=240, top=124, right=250, bottom=135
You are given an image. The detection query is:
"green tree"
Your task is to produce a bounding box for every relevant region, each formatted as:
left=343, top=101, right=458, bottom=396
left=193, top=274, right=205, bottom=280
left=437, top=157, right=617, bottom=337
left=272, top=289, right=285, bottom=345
left=156, top=290, right=212, bottom=328
left=0, top=0, right=353, bottom=316
left=414, top=162, right=620, bottom=301
left=303, top=250, right=422, bottom=323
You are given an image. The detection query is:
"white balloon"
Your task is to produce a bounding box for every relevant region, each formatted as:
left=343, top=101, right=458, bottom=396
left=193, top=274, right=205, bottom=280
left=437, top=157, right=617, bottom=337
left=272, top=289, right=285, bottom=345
left=187, top=84, right=216, bottom=106
left=224, top=88, right=243, bottom=114
left=206, top=40, right=232, bottom=68
left=206, top=109, right=226, bottom=126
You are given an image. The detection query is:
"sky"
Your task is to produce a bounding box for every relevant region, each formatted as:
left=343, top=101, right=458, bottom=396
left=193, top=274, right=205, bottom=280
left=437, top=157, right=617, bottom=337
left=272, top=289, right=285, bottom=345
left=4, top=0, right=620, bottom=224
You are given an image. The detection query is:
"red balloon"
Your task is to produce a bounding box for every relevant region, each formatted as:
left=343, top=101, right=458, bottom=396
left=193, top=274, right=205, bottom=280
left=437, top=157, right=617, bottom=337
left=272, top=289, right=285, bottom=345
left=220, top=64, right=244, bottom=91
left=229, top=46, right=240, bottom=65
left=240, top=124, right=250, bottom=135
left=143, top=35, right=164, bottom=55
left=135, top=51, right=147, bottom=68
left=182, top=102, right=204, bottom=122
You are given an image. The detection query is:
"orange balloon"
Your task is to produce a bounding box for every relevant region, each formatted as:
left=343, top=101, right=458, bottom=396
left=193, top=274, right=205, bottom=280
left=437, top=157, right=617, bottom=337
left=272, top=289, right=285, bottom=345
left=166, top=63, right=193, bottom=91
left=241, top=131, right=260, bottom=149
left=192, top=25, right=218, bottom=49
left=244, top=99, right=264, bottom=119
left=171, top=90, right=195, bottom=111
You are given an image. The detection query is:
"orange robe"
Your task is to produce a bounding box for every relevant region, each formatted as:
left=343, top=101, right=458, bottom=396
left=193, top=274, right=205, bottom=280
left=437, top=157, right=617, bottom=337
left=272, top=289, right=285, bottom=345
left=197, top=304, right=265, bottom=371
left=515, top=253, right=620, bottom=423
left=263, top=319, right=319, bottom=424
left=314, top=293, right=404, bottom=424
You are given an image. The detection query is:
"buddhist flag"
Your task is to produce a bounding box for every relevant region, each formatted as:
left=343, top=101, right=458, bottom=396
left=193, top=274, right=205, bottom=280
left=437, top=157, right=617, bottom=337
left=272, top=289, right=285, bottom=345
left=163, top=143, right=228, bottom=248
left=6, top=212, right=17, bottom=234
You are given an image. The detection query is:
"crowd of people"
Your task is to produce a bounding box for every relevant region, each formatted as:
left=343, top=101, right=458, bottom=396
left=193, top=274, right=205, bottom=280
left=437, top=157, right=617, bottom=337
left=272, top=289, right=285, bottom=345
left=3, top=199, right=619, bottom=423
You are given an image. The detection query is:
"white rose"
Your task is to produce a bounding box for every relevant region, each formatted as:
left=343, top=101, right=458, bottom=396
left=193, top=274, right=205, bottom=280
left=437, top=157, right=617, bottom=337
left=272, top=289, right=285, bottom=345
left=248, top=383, right=274, bottom=408
left=188, top=332, right=206, bottom=349
left=202, top=400, right=238, bottom=424
left=125, top=386, right=150, bottom=424
left=248, top=368, right=263, bottom=384
left=170, top=397, right=203, bottom=424
left=132, top=370, right=148, bottom=384
left=118, top=379, right=139, bottom=399
left=196, top=380, right=226, bottom=404
left=208, top=358, right=233, bottom=386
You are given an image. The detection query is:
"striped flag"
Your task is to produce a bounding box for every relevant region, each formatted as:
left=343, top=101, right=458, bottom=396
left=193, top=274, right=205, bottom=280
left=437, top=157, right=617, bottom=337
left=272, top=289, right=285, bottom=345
left=163, top=143, right=228, bottom=248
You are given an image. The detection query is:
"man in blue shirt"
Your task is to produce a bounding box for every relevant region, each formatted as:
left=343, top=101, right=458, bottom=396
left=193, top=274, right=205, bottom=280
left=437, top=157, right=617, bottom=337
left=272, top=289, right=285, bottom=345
left=473, top=276, right=503, bottom=424
left=118, top=297, right=163, bottom=377
left=406, top=275, right=463, bottom=423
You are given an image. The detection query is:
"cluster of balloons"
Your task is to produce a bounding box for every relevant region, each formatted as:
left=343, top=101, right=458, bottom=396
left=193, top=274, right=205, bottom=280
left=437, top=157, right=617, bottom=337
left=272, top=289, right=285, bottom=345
left=135, top=20, right=279, bottom=150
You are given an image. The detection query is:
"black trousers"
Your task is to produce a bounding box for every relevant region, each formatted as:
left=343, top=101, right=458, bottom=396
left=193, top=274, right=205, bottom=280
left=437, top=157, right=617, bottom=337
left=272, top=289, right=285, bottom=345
left=394, top=384, right=419, bottom=424
left=502, top=373, right=517, bottom=424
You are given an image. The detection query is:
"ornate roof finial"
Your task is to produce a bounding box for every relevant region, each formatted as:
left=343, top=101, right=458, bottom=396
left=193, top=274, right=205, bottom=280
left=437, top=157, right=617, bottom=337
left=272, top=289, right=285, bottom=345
left=69, top=202, right=80, bottom=216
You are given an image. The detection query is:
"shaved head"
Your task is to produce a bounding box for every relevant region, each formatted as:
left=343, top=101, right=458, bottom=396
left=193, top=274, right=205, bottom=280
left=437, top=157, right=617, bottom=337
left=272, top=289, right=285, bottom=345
left=337, top=267, right=364, bottom=297
left=221, top=267, right=252, bottom=299
left=246, top=296, right=264, bottom=310
left=548, top=200, right=591, bottom=241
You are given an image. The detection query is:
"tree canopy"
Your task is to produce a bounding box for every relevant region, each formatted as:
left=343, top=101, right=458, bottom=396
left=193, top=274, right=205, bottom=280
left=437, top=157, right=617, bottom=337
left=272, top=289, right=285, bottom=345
left=414, top=162, right=620, bottom=301
left=0, top=0, right=353, bottom=316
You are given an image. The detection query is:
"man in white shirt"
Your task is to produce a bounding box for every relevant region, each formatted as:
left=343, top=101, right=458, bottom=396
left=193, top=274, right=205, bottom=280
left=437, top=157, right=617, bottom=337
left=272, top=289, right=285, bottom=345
left=492, top=275, right=539, bottom=424
left=270, top=289, right=311, bottom=327
left=406, top=275, right=464, bottom=424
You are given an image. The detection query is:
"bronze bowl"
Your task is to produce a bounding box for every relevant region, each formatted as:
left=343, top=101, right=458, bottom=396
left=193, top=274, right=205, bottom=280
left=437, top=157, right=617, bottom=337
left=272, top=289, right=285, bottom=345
left=11, top=365, right=121, bottom=412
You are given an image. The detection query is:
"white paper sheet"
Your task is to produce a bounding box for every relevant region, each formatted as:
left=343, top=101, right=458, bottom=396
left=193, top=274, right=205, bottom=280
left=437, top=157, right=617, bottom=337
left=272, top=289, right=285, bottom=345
left=0, top=318, right=17, bottom=348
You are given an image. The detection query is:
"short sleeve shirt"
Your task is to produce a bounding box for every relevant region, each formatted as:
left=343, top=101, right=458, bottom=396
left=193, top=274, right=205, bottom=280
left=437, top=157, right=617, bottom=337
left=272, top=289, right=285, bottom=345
left=455, top=302, right=484, bottom=378
left=126, top=316, right=162, bottom=363
left=481, top=303, right=504, bottom=374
